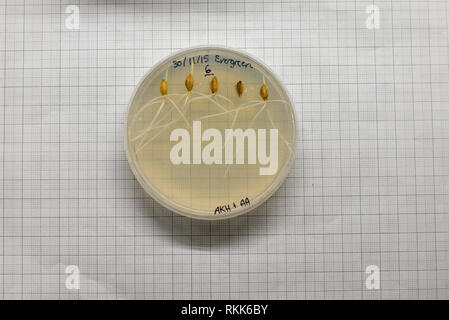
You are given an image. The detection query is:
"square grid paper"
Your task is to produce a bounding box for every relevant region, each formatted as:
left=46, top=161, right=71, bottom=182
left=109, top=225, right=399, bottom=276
left=1, top=0, right=449, bottom=299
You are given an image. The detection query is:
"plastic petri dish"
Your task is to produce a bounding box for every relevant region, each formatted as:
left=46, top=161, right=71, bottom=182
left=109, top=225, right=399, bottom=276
left=124, top=46, right=296, bottom=220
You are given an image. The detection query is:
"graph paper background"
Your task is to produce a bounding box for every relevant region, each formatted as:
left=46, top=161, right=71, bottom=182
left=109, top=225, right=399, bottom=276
left=1, top=0, right=449, bottom=299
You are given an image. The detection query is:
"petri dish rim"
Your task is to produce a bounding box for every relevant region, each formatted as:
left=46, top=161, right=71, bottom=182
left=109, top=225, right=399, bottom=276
left=124, top=45, right=298, bottom=220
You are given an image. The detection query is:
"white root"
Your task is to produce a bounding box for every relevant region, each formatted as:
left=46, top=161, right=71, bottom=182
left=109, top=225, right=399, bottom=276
left=214, top=94, right=234, bottom=107
left=129, top=97, right=162, bottom=127
left=132, top=92, right=289, bottom=156
left=166, top=95, right=191, bottom=129
left=223, top=109, right=240, bottom=177
left=250, top=102, right=267, bottom=127
left=135, top=124, right=168, bottom=153
left=199, top=101, right=263, bottom=120
left=130, top=100, right=166, bottom=143
left=190, top=92, right=228, bottom=112
left=265, top=107, right=292, bottom=153
left=129, top=92, right=191, bottom=143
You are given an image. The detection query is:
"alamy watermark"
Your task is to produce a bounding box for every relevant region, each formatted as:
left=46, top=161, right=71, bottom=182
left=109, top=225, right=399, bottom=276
left=65, top=265, right=80, bottom=290
left=366, top=5, right=380, bottom=30
left=169, top=121, right=279, bottom=175
left=365, top=265, right=380, bottom=290
left=65, top=5, right=80, bottom=30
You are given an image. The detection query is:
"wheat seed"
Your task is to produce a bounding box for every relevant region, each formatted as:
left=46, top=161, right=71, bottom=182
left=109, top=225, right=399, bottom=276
left=185, top=73, right=194, bottom=92
left=160, top=79, right=168, bottom=96
left=236, top=80, right=244, bottom=97
left=210, top=76, right=218, bottom=94
left=260, top=84, right=269, bottom=100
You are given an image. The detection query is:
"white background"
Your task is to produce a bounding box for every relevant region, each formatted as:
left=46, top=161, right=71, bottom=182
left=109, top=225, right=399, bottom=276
left=0, top=0, right=448, bottom=299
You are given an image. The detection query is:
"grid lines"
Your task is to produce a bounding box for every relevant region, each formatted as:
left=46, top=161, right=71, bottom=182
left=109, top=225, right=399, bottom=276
left=0, top=0, right=448, bottom=300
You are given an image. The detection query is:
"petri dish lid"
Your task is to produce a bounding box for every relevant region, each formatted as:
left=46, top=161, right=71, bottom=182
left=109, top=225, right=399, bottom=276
left=124, top=46, right=297, bottom=220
